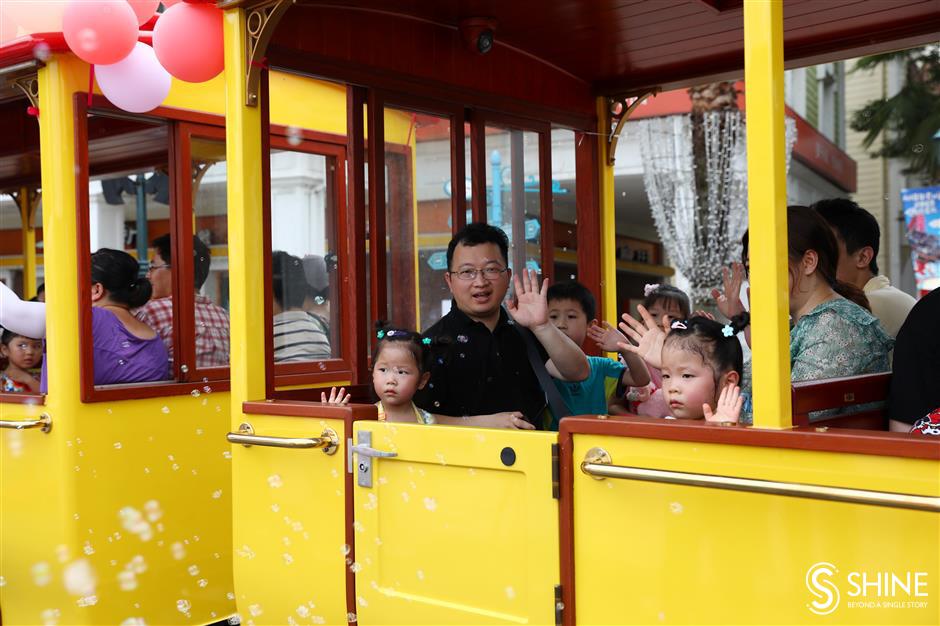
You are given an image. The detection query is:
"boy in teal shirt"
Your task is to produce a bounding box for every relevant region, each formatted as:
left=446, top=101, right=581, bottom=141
left=546, top=281, right=650, bottom=429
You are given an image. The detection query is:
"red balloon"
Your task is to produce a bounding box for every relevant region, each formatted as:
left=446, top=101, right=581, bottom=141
left=62, top=0, right=139, bottom=65
left=127, top=0, right=160, bottom=26
left=152, top=2, right=223, bottom=83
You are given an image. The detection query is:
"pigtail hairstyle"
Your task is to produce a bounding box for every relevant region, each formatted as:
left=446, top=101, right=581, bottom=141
left=786, top=206, right=871, bottom=311
left=642, top=284, right=691, bottom=319
left=663, top=312, right=749, bottom=387
left=374, top=322, right=442, bottom=374
left=91, top=248, right=152, bottom=309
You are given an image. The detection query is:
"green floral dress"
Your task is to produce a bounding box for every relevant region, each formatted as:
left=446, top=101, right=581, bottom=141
left=789, top=298, right=892, bottom=382
left=741, top=298, right=892, bottom=425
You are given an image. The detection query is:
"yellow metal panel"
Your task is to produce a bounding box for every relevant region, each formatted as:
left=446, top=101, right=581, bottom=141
left=744, top=0, right=792, bottom=429
left=1, top=55, right=235, bottom=626
left=572, top=433, right=940, bottom=625
left=229, top=415, right=350, bottom=624
left=353, top=422, right=560, bottom=625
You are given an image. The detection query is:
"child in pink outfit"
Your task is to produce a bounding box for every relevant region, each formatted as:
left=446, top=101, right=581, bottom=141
left=626, top=284, right=691, bottom=418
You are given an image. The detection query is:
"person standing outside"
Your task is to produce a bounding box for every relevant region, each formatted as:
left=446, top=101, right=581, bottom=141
left=813, top=198, right=916, bottom=337
left=414, top=223, right=589, bottom=428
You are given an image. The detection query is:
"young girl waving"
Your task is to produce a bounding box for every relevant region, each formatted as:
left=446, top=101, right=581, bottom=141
left=325, top=328, right=535, bottom=429
left=618, top=306, right=750, bottom=423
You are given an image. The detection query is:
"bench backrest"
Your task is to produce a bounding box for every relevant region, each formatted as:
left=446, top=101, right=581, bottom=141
left=791, top=372, right=891, bottom=430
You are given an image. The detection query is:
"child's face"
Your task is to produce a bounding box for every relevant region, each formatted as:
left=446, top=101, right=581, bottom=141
left=1, top=336, right=43, bottom=370
left=548, top=298, right=589, bottom=346
left=646, top=299, right=685, bottom=326
left=372, top=344, right=429, bottom=408
left=660, top=345, right=717, bottom=419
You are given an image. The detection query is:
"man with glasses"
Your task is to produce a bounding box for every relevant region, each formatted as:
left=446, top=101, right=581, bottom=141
left=414, top=222, right=589, bottom=428
left=136, top=234, right=230, bottom=369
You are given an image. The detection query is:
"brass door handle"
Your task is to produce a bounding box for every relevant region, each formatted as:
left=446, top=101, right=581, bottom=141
left=580, top=447, right=940, bottom=513
left=0, top=413, right=51, bottom=433
left=226, top=422, right=338, bottom=455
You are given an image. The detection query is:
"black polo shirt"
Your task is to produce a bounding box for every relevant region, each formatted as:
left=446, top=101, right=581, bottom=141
left=414, top=303, right=549, bottom=426
left=888, top=287, right=940, bottom=424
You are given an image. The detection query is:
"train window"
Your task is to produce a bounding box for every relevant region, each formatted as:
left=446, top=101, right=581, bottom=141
left=484, top=126, right=543, bottom=276
left=187, top=134, right=231, bottom=376
left=83, top=112, right=177, bottom=394
left=268, top=137, right=348, bottom=384
left=384, top=109, right=455, bottom=331
left=551, top=129, right=578, bottom=282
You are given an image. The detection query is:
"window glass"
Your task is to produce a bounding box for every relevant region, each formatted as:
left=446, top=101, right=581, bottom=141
left=189, top=137, right=231, bottom=371
left=484, top=126, right=542, bottom=276
left=385, top=109, right=454, bottom=331
left=270, top=148, right=341, bottom=363
left=87, top=113, right=174, bottom=386
left=550, top=129, right=578, bottom=281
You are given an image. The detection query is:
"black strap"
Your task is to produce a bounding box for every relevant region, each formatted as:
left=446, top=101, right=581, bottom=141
left=514, top=324, right=571, bottom=427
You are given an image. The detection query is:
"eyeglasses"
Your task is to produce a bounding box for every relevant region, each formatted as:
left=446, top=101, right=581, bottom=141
left=449, top=267, right=509, bottom=281
left=147, top=263, right=171, bottom=272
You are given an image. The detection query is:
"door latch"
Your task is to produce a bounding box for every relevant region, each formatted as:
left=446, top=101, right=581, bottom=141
left=349, top=430, right=397, bottom=488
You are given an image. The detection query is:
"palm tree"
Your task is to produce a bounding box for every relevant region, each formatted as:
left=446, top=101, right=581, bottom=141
left=849, top=46, right=940, bottom=185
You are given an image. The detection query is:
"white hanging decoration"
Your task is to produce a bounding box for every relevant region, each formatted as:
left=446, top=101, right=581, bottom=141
left=636, top=111, right=796, bottom=304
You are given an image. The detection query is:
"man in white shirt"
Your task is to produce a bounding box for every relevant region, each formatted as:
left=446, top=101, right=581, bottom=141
left=813, top=198, right=916, bottom=337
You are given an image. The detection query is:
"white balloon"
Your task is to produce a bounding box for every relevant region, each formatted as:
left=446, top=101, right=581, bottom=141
left=95, top=42, right=171, bottom=113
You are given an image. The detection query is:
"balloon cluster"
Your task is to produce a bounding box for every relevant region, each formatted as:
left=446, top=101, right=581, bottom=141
left=59, top=0, right=224, bottom=113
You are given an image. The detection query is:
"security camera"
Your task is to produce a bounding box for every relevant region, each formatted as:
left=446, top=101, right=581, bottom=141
left=459, top=18, right=497, bottom=55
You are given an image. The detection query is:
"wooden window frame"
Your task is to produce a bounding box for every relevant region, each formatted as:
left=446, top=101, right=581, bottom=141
left=74, top=96, right=230, bottom=401
left=370, top=92, right=467, bottom=329
left=263, top=131, right=355, bottom=392
left=469, top=111, right=555, bottom=283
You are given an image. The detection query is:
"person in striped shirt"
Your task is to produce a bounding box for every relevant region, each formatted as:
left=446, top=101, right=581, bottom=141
left=272, top=251, right=331, bottom=362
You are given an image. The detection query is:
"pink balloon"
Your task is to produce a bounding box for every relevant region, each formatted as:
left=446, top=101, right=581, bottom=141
left=1, top=1, right=68, bottom=42
left=161, top=0, right=181, bottom=5
left=95, top=42, right=171, bottom=113
left=152, top=2, right=223, bottom=83
left=127, top=0, right=160, bottom=26
left=63, top=0, right=139, bottom=65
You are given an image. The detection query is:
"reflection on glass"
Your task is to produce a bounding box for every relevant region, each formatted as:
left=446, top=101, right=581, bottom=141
left=385, top=109, right=454, bottom=330
left=270, top=149, right=341, bottom=362
left=190, top=137, right=231, bottom=369
left=484, top=127, right=541, bottom=276
left=550, top=129, right=577, bottom=282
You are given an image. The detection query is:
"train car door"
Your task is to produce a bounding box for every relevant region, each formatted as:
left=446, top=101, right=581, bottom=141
left=228, top=403, right=372, bottom=625
left=350, top=420, right=561, bottom=625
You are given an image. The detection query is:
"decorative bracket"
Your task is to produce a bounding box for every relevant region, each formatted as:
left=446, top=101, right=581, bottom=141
left=605, top=88, right=660, bottom=166
left=11, top=187, right=41, bottom=226
left=12, top=74, right=39, bottom=111
left=1, top=59, right=43, bottom=115
left=244, top=0, right=292, bottom=107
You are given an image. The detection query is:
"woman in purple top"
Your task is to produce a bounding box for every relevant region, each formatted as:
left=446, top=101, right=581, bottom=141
left=0, top=249, right=169, bottom=391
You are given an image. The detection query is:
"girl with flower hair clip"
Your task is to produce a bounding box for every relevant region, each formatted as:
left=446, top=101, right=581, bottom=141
left=621, top=284, right=693, bottom=418
left=618, top=306, right=751, bottom=423
left=324, top=325, right=534, bottom=429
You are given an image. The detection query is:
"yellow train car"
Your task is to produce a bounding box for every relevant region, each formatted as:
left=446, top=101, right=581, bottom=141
left=1, top=1, right=938, bottom=625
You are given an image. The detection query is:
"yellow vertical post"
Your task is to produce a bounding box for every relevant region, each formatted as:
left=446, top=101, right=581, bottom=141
left=596, top=98, right=618, bottom=330
left=223, top=8, right=266, bottom=405
left=18, top=186, right=37, bottom=299
left=38, top=57, right=85, bottom=404
left=744, top=0, right=792, bottom=429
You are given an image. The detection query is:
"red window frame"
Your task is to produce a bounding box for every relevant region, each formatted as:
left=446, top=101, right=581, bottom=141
left=75, top=95, right=229, bottom=402
left=263, top=126, right=355, bottom=394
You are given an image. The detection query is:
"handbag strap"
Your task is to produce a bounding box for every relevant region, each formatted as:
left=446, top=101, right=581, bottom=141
left=514, top=324, right=571, bottom=426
